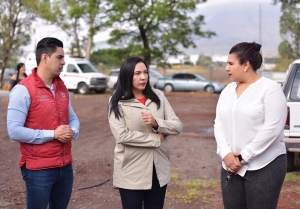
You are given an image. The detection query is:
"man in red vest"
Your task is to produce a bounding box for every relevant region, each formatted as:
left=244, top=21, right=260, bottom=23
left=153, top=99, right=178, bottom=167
left=7, top=37, right=80, bottom=209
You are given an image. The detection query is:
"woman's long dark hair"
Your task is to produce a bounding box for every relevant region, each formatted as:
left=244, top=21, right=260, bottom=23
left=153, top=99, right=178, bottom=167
left=109, top=56, right=161, bottom=119
left=16, top=63, right=27, bottom=81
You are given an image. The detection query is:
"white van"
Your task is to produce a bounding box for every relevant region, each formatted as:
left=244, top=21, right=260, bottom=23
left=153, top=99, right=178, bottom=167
left=25, top=53, right=108, bottom=94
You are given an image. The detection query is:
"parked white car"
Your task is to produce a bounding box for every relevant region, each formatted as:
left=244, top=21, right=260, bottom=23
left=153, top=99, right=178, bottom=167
left=107, top=68, right=164, bottom=90
left=282, top=59, right=300, bottom=171
left=25, top=53, right=108, bottom=94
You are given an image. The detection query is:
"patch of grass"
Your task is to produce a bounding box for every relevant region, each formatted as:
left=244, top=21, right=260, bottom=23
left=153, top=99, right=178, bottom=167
left=167, top=173, right=220, bottom=204
left=284, top=173, right=300, bottom=182
left=171, top=173, right=179, bottom=180
left=296, top=201, right=300, bottom=205
left=181, top=179, right=219, bottom=188
left=170, top=167, right=179, bottom=172
left=173, top=188, right=201, bottom=203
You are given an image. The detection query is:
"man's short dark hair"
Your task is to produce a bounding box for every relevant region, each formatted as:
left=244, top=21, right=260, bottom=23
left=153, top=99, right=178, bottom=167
left=36, top=37, right=64, bottom=65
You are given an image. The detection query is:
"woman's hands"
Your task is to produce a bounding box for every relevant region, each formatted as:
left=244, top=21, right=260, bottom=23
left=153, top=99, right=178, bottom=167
left=142, top=111, right=167, bottom=141
left=223, top=152, right=242, bottom=173
left=141, top=111, right=158, bottom=128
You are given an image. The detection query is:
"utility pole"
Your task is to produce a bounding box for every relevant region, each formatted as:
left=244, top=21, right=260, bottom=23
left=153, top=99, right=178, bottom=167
left=210, top=53, right=213, bottom=82
left=259, top=3, right=262, bottom=45
left=259, top=4, right=264, bottom=75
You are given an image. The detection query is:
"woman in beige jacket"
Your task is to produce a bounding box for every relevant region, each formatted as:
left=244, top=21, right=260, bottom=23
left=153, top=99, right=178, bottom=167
left=108, top=56, right=182, bottom=209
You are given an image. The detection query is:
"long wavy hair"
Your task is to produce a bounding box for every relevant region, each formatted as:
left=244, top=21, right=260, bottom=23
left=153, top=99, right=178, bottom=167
left=109, top=56, right=161, bottom=119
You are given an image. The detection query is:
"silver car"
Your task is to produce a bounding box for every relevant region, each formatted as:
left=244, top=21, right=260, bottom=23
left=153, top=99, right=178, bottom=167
left=0, top=68, right=16, bottom=81
left=107, top=68, right=120, bottom=90
left=155, top=73, right=225, bottom=93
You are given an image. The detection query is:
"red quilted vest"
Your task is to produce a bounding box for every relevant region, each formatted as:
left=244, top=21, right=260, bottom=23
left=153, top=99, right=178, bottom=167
left=18, top=69, right=72, bottom=170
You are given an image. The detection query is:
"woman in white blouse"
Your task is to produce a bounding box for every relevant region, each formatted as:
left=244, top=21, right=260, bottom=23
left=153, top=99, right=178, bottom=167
left=214, top=42, right=287, bottom=209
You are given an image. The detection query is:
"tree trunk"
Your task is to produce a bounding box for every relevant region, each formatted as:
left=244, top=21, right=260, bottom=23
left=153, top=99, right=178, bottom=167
left=73, top=18, right=82, bottom=57
left=85, top=14, right=94, bottom=61
left=0, top=66, right=5, bottom=89
left=85, top=37, right=93, bottom=61
left=0, top=52, right=9, bottom=88
left=138, top=25, right=151, bottom=66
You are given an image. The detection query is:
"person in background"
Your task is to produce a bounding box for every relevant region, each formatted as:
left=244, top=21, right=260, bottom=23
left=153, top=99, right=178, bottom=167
left=7, top=37, right=80, bottom=209
left=214, top=42, right=287, bottom=209
left=7, top=62, right=27, bottom=91
left=108, top=56, right=182, bottom=209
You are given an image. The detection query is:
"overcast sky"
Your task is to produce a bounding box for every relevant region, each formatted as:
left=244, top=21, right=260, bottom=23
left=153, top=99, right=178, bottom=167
left=192, top=0, right=281, bottom=56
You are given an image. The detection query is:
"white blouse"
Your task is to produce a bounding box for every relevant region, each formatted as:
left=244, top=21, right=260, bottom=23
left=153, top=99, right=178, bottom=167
left=214, top=77, right=287, bottom=174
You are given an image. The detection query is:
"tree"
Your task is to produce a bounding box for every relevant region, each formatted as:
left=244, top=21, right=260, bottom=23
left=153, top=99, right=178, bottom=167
left=30, top=0, right=103, bottom=59
left=273, top=1, right=300, bottom=59
left=273, top=1, right=300, bottom=69
left=63, top=0, right=85, bottom=57
left=196, top=53, right=212, bottom=67
left=279, top=3, right=300, bottom=58
left=278, top=39, right=294, bottom=59
left=273, top=0, right=300, bottom=4
left=90, top=48, right=130, bottom=67
left=104, top=0, right=215, bottom=66
left=84, top=0, right=103, bottom=60
left=28, top=0, right=85, bottom=56
left=0, top=0, right=36, bottom=87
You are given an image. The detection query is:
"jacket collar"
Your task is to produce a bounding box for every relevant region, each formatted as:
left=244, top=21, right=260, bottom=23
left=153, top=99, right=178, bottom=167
left=119, top=98, right=152, bottom=108
left=32, top=68, right=63, bottom=88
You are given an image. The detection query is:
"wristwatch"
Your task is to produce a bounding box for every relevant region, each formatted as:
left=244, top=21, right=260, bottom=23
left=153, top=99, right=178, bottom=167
left=238, top=154, right=248, bottom=165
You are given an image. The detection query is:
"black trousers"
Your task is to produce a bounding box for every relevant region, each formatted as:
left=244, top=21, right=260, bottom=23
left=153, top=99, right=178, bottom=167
left=221, top=154, right=287, bottom=209
left=119, top=166, right=167, bottom=209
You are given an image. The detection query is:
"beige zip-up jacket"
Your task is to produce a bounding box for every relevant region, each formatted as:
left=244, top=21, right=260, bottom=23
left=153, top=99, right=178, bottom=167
left=108, top=88, right=182, bottom=190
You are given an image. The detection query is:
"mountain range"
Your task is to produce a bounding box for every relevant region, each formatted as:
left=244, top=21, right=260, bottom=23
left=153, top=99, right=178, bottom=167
left=189, top=0, right=281, bottom=56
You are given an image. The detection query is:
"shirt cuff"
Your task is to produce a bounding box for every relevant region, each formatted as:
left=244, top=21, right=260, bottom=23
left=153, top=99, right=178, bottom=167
left=44, top=130, right=55, bottom=140
left=219, top=148, right=232, bottom=160
left=71, top=127, right=79, bottom=140
left=155, top=118, right=166, bottom=132
left=240, top=149, right=252, bottom=164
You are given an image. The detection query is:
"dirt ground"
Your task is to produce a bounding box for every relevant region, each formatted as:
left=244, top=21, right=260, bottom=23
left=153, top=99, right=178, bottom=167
left=0, top=69, right=300, bottom=209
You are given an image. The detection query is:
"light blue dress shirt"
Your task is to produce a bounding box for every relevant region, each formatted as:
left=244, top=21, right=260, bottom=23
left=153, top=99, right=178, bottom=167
left=7, top=84, right=80, bottom=144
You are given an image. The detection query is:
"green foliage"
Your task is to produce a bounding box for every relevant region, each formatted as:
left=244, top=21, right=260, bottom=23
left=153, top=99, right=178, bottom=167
left=278, top=40, right=294, bottom=59
left=166, top=167, right=220, bottom=204
left=104, top=0, right=215, bottom=66
left=273, top=57, right=293, bottom=71
left=272, top=1, right=300, bottom=69
left=273, top=40, right=293, bottom=70
left=168, top=178, right=219, bottom=204
left=30, top=0, right=103, bottom=58
left=90, top=48, right=130, bottom=67
left=196, top=54, right=212, bottom=67
left=273, top=0, right=300, bottom=3
left=274, top=2, right=300, bottom=62
left=0, top=0, right=36, bottom=87
left=284, top=172, right=300, bottom=182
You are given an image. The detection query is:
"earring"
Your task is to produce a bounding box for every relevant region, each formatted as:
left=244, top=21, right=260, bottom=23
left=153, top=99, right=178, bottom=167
left=244, top=69, right=247, bottom=72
